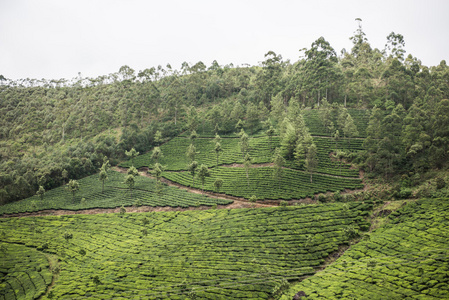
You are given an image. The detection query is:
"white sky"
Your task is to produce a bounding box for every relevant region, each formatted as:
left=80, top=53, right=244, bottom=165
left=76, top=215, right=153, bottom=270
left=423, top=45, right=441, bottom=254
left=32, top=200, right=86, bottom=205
left=1, top=0, right=448, bottom=80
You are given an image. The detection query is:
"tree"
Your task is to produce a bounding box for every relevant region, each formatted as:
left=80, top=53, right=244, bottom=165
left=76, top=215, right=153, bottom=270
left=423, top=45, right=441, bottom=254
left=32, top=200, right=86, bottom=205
left=123, top=174, right=135, bottom=200
left=246, top=102, right=259, bottom=133
left=151, top=162, right=164, bottom=194
left=189, top=130, right=198, bottom=145
left=62, top=169, right=69, bottom=185
left=333, top=129, right=340, bottom=151
left=186, top=144, right=197, bottom=163
left=99, top=169, right=108, bottom=194
left=36, top=185, right=45, bottom=200
left=66, top=179, right=80, bottom=203
left=125, top=148, right=139, bottom=166
left=151, top=147, right=163, bottom=163
left=214, top=178, right=223, bottom=193
left=343, top=113, right=359, bottom=145
left=305, top=143, right=319, bottom=183
left=214, top=142, right=223, bottom=167
left=188, top=161, right=198, bottom=187
left=154, top=130, right=162, bottom=145
left=239, top=129, right=250, bottom=160
left=272, top=148, right=285, bottom=189
left=127, top=166, right=139, bottom=177
left=301, top=37, right=339, bottom=106
left=385, top=32, right=406, bottom=61
left=244, top=153, right=252, bottom=187
left=197, top=164, right=210, bottom=194
left=318, top=98, right=333, bottom=133
left=266, top=126, right=276, bottom=152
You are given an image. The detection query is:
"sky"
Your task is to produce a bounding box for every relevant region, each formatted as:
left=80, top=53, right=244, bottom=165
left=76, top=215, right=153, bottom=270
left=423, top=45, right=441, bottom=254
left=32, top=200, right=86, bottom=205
left=1, top=0, right=448, bottom=81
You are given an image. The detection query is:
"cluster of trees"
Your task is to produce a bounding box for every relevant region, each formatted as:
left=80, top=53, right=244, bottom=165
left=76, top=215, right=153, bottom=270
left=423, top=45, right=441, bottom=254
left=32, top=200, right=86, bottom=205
left=1, top=19, right=449, bottom=204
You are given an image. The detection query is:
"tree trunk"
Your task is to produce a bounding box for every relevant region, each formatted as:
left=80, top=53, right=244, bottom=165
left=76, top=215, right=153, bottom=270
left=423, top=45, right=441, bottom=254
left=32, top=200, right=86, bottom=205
left=310, top=173, right=313, bottom=183
left=344, top=94, right=347, bottom=107
left=102, top=180, right=104, bottom=193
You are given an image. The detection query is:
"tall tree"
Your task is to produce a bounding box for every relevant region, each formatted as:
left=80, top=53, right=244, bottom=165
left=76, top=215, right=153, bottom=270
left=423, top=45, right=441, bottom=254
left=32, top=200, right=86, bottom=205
left=99, top=168, right=108, bottom=194
left=151, top=147, right=163, bottom=163
left=244, top=153, right=252, bottom=187
left=186, top=144, right=197, bottom=163
left=188, top=161, right=198, bottom=187
left=305, top=143, right=319, bottom=183
left=239, top=129, right=250, bottom=160
left=301, top=37, right=339, bottom=106
left=66, top=179, right=80, bottom=203
left=214, top=142, right=223, bottom=167
left=197, top=164, right=210, bottom=194
left=272, top=148, right=285, bottom=189
left=125, top=148, right=139, bottom=166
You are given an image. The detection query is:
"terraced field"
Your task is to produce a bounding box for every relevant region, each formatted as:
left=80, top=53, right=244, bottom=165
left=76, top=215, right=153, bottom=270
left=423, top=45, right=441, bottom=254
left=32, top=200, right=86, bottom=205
left=281, top=198, right=449, bottom=299
left=0, top=202, right=371, bottom=299
left=0, top=242, right=53, bottom=300
left=0, top=171, right=232, bottom=215
left=303, top=108, right=370, bottom=137
left=164, top=166, right=363, bottom=200
left=121, top=135, right=362, bottom=178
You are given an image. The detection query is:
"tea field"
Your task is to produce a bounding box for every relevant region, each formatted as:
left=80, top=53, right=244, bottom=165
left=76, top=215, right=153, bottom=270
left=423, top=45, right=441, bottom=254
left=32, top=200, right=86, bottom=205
left=281, top=198, right=449, bottom=299
left=0, top=202, right=371, bottom=299
left=163, top=166, right=363, bottom=200
left=0, top=170, right=232, bottom=215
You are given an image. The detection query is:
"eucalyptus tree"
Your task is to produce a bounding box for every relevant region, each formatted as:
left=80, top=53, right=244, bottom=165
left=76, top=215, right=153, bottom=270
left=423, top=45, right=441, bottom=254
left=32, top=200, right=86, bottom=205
left=305, top=143, right=319, bottom=183
left=66, top=179, right=80, bottom=203
left=188, top=161, right=199, bottom=187
left=244, top=153, right=252, bottom=187
left=197, top=164, right=210, bottom=194
left=151, top=147, right=163, bottom=163
left=301, top=37, right=339, bottom=106
left=272, top=148, right=285, bottom=189
left=125, top=148, right=139, bottom=166
left=214, top=142, right=223, bottom=167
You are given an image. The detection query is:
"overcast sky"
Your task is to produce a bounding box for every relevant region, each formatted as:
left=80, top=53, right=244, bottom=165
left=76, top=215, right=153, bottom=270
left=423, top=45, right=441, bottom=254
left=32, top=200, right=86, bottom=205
left=1, top=0, right=448, bottom=81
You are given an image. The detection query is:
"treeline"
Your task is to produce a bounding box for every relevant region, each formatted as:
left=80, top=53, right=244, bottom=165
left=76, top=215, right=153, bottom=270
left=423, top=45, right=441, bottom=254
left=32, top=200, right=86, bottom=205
left=1, top=20, right=448, bottom=204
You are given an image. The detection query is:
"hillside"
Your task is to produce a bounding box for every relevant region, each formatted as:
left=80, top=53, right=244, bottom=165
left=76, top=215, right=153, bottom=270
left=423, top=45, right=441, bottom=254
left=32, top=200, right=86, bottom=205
left=0, top=203, right=371, bottom=299
left=1, top=25, right=449, bottom=300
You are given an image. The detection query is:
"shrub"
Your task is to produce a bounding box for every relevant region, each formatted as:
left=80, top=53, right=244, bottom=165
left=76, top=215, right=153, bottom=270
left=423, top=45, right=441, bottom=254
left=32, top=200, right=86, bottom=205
left=436, top=177, right=446, bottom=190
left=280, top=200, right=288, bottom=207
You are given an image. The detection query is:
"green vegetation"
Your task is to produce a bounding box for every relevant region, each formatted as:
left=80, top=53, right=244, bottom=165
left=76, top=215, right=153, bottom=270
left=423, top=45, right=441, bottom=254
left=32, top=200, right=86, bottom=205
left=0, top=242, right=53, bottom=300
left=0, top=171, right=231, bottom=215
left=0, top=202, right=370, bottom=299
left=281, top=198, right=449, bottom=299
left=163, top=167, right=363, bottom=200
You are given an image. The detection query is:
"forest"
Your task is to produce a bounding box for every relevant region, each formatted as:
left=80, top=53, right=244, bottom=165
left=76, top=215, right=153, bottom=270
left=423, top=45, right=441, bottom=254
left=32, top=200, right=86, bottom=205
left=0, top=21, right=449, bottom=299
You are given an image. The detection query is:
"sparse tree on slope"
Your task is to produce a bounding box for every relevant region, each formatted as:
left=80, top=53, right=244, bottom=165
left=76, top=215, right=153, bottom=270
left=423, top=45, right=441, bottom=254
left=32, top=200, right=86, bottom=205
left=197, top=164, right=210, bottom=195
left=305, top=143, right=319, bottom=183
left=66, top=179, right=80, bottom=203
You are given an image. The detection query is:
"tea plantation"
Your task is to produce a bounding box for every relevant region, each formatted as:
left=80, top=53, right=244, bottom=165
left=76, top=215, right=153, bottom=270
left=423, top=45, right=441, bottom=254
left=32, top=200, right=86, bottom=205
left=281, top=198, right=449, bottom=299
left=0, top=170, right=232, bottom=215
left=164, top=166, right=363, bottom=200
left=0, top=202, right=371, bottom=299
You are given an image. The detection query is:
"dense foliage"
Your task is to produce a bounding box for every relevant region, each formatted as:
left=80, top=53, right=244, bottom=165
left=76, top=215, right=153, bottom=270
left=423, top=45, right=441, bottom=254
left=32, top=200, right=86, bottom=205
left=1, top=20, right=449, bottom=206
